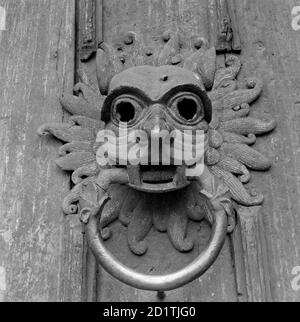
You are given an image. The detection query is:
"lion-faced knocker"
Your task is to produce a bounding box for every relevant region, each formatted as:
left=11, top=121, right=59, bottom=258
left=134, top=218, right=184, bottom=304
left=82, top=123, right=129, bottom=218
left=38, top=32, right=276, bottom=292
left=101, top=65, right=212, bottom=194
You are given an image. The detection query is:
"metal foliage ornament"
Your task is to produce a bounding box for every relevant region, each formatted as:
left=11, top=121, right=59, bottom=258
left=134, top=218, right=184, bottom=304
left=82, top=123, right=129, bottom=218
left=38, top=31, right=276, bottom=291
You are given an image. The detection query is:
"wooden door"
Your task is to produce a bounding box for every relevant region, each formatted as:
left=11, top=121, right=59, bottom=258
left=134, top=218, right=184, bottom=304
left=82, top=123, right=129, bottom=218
left=0, top=0, right=300, bottom=302
left=0, top=0, right=82, bottom=302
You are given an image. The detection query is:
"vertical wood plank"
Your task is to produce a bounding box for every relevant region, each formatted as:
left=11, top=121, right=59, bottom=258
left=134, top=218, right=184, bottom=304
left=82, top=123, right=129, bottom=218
left=235, top=0, right=300, bottom=302
left=0, top=0, right=81, bottom=302
left=103, top=0, right=209, bottom=43
left=208, top=0, right=241, bottom=52
left=232, top=207, right=272, bottom=302
left=78, top=0, right=103, bottom=61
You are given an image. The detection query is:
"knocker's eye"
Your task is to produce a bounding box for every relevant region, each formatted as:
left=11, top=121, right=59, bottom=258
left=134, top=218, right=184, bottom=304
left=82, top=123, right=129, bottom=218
left=112, top=96, right=143, bottom=124
left=170, top=93, right=204, bottom=122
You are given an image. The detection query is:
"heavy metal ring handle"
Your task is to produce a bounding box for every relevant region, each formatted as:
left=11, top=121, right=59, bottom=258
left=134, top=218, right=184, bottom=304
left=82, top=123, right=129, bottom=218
left=86, top=207, right=228, bottom=292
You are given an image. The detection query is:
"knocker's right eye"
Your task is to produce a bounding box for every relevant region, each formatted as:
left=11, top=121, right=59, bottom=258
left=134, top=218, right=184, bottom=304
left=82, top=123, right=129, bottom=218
left=168, top=92, right=204, bottom=124
left=112, top=96, right=144, bottom=125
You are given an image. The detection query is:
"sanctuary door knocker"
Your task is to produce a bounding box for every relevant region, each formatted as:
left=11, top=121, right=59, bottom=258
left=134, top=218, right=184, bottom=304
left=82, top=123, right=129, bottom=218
left=38, top=30, right=276, bottom=294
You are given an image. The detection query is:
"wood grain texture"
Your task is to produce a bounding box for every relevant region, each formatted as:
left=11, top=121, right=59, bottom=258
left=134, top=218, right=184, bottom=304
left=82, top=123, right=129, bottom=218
left=78, top=0, right=103, bottom=61
left=208, top=0, right=241, bottom=52
left=235, top=0, right=300, bottom=302
left=103, top=0, right=209, bottom=43
left=231, top=206, right=272, bottom=302
left=0, top=0, right=82, bottom=302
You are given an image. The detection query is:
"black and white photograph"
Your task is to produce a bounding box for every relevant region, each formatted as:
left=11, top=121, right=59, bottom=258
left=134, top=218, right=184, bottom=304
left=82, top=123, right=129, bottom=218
left=0, top=0, right=299, bottom=306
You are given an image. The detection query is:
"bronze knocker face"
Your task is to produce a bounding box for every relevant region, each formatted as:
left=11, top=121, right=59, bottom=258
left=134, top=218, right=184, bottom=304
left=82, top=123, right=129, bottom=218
left=37, top=30, right=276, bottom=293
left=99, top=65, right=212, bottom=193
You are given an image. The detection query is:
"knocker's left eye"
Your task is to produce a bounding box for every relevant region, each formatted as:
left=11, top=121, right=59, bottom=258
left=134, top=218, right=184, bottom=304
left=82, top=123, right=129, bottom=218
left=112, top=95, right=144, bottom=125
left=169, top=93, right=204, bottom=123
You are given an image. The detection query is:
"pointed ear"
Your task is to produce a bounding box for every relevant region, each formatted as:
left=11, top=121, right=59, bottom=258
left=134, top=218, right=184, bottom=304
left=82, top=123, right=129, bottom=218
left=182, top=41, right=217, bottom=91
left=96, top=43, right=123, bottom=95
left=155, top=32, right=181, bottom=66
left=197, top=47, right=217, bottom=90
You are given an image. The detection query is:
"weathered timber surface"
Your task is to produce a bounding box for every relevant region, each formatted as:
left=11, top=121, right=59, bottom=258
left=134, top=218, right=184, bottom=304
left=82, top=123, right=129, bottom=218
left=78, top=0, right=103, bottom=61
left=235, top=0, right=300, bottom=302
left=231, top=207, right=272, bottom=302
left=0, top=0, right=82, bottom=302
left=103, top=0, right=209, bottom=42
left=93, top=0, right=237, bottom=302
left=208, top=0, right=241, bottom=52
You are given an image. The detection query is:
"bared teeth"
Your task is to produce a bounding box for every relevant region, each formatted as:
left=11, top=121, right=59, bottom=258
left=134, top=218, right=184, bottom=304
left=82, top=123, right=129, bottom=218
left=127, top=165, right=141, bottom=185
left=127, top=164, right=189, bottom=188
left=141, top=167, right=175, bottom=182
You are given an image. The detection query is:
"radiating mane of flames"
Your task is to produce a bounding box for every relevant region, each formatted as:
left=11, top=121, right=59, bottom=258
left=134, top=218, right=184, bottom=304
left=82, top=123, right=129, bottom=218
left=38, top=31, right=276, bottom=255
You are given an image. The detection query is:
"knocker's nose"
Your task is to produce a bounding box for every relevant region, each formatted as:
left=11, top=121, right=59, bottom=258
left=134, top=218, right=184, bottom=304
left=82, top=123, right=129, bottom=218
left=146, top=117, right=170, bottom=139
left=142, top=104, right=171, bottom=138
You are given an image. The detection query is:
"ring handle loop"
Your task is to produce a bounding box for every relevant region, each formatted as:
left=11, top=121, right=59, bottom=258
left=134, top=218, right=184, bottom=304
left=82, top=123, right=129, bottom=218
left=86, top=207, right=228, bottom=292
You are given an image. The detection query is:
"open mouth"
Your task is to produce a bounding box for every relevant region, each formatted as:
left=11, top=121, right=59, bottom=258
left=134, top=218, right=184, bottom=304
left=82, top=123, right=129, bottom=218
left=127, top=165, right=190, bottom=193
